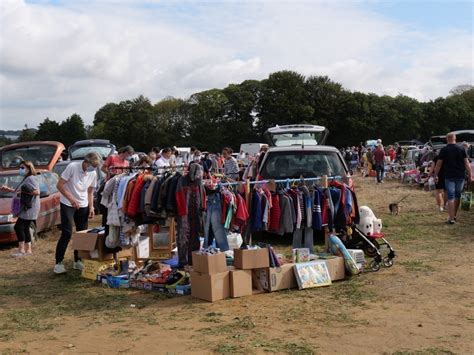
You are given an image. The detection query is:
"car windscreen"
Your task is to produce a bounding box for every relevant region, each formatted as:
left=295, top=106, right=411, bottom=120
left=260, top=151, right=347, bottom=179
left=455, top=132, right=474, bottom=144
left=430, top=137, right=446, bottom=144
left=69, top=146, right=113, bottom=160
left=1, top=145, right=57, bottom=169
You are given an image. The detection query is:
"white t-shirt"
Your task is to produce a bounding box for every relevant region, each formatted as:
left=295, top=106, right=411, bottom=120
left=60, top=162, right=98, bottom=208
left=154, top=156, right=170, bottom=170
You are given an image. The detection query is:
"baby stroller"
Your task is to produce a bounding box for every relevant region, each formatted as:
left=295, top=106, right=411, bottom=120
left=345, top=225, right=396, bottom=272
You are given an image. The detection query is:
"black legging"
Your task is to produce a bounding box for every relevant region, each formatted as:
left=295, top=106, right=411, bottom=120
left=14, top=218, right=35, bottom=243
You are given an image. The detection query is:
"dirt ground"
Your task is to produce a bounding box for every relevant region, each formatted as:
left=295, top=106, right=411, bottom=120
left=0, top=177, right=473, bottom=355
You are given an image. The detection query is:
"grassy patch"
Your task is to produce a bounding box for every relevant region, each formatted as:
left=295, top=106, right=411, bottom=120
left=214, top=343, right=246, bottom=354
left=252, top=339, right=315, bottom=354
left=399, top=260, right=434, bottom=273
left=391, top=348, right=455, bottom=355
left=330, top=277, right=377, bottom=305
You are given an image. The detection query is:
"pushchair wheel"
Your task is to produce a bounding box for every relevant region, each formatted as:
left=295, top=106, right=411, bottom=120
left=383, top=256, right=394, bottom=268
left=369, top=260, right=381, bottom=272
left=364, top=239, right=380, bottom=257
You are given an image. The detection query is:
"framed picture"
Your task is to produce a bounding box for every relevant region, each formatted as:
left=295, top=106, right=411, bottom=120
left=293, top=261, right=332, bottom=289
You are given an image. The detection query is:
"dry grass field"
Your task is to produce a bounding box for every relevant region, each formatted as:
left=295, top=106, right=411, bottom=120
left=0, top=177, right=473, bottom=354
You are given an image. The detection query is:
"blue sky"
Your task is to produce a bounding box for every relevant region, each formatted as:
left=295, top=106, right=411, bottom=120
left=1, top=0, right=472, bottom=130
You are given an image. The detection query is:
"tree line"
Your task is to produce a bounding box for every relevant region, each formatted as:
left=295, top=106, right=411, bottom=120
left=7, top=71, right=474, bottom=152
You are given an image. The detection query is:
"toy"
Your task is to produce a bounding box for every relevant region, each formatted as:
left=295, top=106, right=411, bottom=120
left=329, top=235, right=360, bottom=276
left=348, top=206, right=396, bottom=271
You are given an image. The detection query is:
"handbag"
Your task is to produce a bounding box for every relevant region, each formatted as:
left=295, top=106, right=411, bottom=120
left=11, top=197, right=21, bottom=216
left=10, top=176, right=27, bottom=216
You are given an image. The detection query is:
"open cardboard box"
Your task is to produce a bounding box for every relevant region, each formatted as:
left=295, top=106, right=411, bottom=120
left=72, top=230, right=132, bottom=261
left=233, top=248, right=270, bottom=270
left=254, top=263, right=298, bottom=292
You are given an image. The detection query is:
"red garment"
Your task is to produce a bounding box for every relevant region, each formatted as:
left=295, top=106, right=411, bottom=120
left=127, top=174, right=146, bottom=217
left=268, top=194, right=281, bottom=232
left=103, top=154, right=129, bottom=177
left=220, top=190, right=233, bottom=224
left=373, top=149, right=385, bottom=164
left=388, top=148, right=396, bottom=161
left=234, top=193, right=249, bottom=227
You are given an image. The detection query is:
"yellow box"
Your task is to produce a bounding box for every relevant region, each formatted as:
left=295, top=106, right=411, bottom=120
left=82, top=259, right=116, bottom=280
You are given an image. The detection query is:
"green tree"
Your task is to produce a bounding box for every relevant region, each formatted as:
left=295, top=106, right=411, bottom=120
left=59, top=114, right=87, bottom=147
left=18, top=124, right=37, bottom=142
left=257, top=71, right=314, bottom=135
left=35, top=118, right=61, bottom=141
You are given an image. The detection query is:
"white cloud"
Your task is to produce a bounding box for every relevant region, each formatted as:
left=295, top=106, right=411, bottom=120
left=0, top=0, right=472, bottom=130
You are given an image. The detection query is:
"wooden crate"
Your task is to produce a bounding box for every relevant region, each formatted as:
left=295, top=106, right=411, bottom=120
left=148, top=218, right=177, bottom=260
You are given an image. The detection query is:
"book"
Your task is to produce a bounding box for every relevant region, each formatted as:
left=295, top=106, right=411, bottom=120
left=293, top=261, right=332, bottom=289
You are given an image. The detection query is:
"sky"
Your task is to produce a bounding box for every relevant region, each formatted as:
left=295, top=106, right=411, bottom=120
left=0, top=0, right=472, bottom=131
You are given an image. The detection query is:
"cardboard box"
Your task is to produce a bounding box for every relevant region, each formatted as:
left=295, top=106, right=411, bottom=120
left=72, top=231, right=132, bottom=261
left=81, top=259, right=116, bottom=280
left=323, top=257, right=346, bottom=281
left=254, top=263, right=298, bottom=292
left=135, top=236, right=150, bottom=259
left=233, top=248, right=270, bottom=270
left=192, top=252, right=227, bottom=274
left=190, top=271, right=230, bottom=302
left=229, top=269, right=252, bottom=298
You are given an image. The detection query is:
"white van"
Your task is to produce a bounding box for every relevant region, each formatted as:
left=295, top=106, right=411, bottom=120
left=239, top=143, right=265, bottom=156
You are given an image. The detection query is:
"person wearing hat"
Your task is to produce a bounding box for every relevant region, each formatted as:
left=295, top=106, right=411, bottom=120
left=54, top=152, right=102, bottom=274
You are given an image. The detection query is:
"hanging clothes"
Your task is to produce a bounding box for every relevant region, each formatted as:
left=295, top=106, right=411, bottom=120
left=175, top=163, right=205, bottom=267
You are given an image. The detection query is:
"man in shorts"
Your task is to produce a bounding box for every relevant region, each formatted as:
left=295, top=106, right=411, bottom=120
left=434, top=132, right=473, bottom=224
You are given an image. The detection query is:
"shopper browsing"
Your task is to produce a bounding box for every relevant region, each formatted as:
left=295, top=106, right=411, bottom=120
left=434, top=132, right=473, bottom=224
left=373, top=144, right=386, bottom=183
left=0, top=161, right=40, bottom=257
left=102, top=145, right=134, bottom=180
left=222, top=147, right=239, bottom=180
left=154, top=147, right=172, bottom=171
left=54, top=152, right=101, bottom=274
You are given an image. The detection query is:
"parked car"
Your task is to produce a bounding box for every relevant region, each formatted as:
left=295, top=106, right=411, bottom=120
left=0, top=141, right=64, bottom=243
left=425, top=135, right=446, bottom=151
left=258, top=124, right=352, bottom=187
left=53, top=139, right=116, bottom=176
left=451, top=130, right=474, bottom=145
left=396, top=139, right=424, bottom=147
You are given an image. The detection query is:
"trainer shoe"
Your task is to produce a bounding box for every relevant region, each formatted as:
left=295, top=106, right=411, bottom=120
left=73, top=260, right=84, bottom=271
left=445, top=219, right=455, bottom=225
left=439, top=207, right=444, bottom=212
left=54, top=263, right=67, bottom=274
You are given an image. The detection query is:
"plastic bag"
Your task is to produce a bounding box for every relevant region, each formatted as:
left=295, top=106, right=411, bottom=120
left=227, top=232, right=243, bottom=250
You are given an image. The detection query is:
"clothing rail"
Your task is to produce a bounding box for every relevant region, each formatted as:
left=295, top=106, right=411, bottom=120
left=208, top=175, right=343, bottom=187
left=107, top=164, right=187, bottom=171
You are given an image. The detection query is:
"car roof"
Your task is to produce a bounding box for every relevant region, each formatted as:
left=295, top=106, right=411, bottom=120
left=266, top=145, right=341, bottom=153
left=72, top=139, right=112, bottom=146
left=0, top=169, right=50, bottom=176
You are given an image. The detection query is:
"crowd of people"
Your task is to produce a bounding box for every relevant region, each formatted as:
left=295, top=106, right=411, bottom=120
left=342, top=134, right=472, bottom=224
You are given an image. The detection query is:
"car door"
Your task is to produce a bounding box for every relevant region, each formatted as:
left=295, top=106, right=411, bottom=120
left=42, top=172, right=61, bottom=229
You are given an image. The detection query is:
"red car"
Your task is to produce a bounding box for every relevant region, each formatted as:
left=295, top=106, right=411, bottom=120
left=0, top=141, right=65, bottom=243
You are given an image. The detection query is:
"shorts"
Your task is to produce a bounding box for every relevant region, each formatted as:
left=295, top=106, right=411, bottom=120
left=435, top=176, right=445, bottom=190
left=444, top=178, right=465, bottom=200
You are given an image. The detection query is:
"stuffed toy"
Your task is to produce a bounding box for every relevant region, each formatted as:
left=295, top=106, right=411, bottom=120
left=357, top=206, right=383, bottom=237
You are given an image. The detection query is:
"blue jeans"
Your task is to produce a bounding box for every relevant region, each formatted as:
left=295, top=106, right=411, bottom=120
left=445, top=178, right=465, bottom=200
left=204, top=193, right=229, bottom=251
left=375, top=163, right=384, bottom=182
